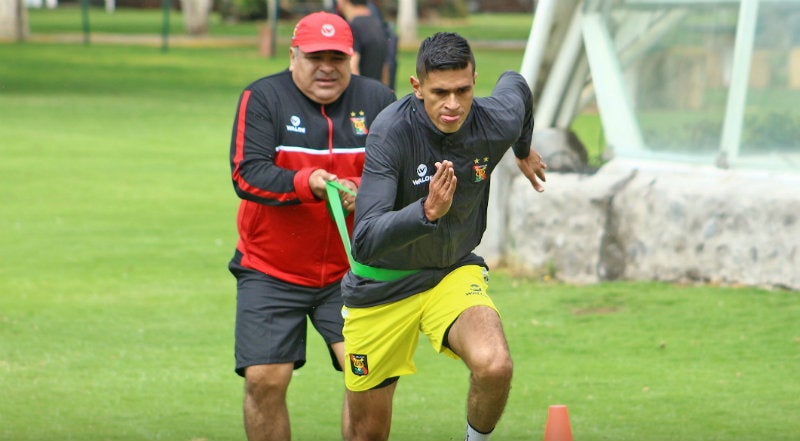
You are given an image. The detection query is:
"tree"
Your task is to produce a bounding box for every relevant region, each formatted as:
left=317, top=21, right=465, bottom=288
left=180, top=0, right=213, bottom=34
left=0, top=0, right=29, bottom=41
left=397, top=0, right=417, bottom=46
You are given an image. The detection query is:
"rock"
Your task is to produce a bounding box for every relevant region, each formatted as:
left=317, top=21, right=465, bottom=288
left=495, top=158, right=800, bottom=290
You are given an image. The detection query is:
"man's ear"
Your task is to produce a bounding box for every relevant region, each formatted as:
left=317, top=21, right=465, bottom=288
left=289, top=47, right=297, bottom=71
left=410, top=76, right=423, bottom=99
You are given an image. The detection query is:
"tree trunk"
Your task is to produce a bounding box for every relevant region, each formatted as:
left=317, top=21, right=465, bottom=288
left=179, top=0, right=213, bottom=35
left=0, top=0, right=29, bottom=41
left=397, top=0, right=417, bottom=47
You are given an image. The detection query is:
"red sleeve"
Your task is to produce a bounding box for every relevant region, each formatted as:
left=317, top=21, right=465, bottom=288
left=293, top=167, right=322, bottom=203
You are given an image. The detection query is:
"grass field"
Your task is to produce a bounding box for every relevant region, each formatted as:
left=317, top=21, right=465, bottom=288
left=2, top=11, right=799, bottom=441
left=25, top=6, right=537, bottom=41
left=21, top=6, right=607, bottom=160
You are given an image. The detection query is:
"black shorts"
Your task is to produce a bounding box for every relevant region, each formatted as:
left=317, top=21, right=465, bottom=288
left=229, top=251, right=344, bottom=377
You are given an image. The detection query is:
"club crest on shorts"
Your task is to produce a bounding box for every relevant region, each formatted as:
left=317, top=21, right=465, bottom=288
left=349, top=353, right=369, bottom=376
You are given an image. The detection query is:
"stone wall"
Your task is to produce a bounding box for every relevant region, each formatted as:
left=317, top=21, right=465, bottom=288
left=480, top=158, right=800, bottom=290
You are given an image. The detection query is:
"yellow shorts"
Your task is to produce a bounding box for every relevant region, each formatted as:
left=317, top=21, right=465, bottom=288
left=342, top=265, right=498, bottom=391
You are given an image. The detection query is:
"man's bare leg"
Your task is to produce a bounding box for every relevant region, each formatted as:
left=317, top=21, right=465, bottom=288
left=330, top=341, right=350, bottom=440
left=345, top=381, right=397, bottom=441
left=243, top=363, right=295, bottom=441
left=447, top=306, right=513, bottom=435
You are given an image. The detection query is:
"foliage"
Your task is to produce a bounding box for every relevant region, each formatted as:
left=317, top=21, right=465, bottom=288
left=217, top=0, right=268, bottom=22
left=570, top=112, right=606, bottom=166
left=212, top=0, right=471, bottom=22
left=28, top=5, right=188, bottom=34
left=23, top=6, right=537, bottom=42
left=743, top=111, right=800, bottom=150
left=636, top=97, right=800, bottom=156
left=639, top=111, right=723, bottom=153
left=422, top=0, right=470, bottom=18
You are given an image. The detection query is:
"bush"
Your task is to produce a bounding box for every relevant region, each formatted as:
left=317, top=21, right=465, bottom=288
left=743, top=111, right=800, bottom=151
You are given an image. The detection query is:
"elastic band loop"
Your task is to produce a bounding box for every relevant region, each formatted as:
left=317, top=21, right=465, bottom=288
left=325, top=180, right=419, bottom=281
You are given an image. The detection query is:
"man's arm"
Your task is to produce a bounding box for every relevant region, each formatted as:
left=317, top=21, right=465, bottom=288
left=350, top=124, right=437, bottom=264
left=515, top=154, right=547, bottom=193
left=229, top=87, right=324, bottom=205
left=493, top=71, right=547, bottom=192
left=490, top=71, right=534, bottom=160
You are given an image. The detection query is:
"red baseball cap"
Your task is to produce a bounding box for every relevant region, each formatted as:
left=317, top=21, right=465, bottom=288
left=291, top=12, right=354, bottom=56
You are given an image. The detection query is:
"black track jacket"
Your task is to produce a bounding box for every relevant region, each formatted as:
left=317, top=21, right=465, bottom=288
left=341, top=71, right=534, bottom=307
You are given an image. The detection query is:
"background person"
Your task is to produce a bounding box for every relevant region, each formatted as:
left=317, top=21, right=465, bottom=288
left=339, top=32, right=547, bottom=441
left=336, top=0, right=389, bottom=85
left=227, top=11, right=395, bottom=441
left=366, top=1, right=399, bottom=90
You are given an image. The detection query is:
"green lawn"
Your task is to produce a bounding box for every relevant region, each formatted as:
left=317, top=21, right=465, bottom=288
left=22, top=6, right=606, bottom=160
left=1, top=21, right=797, bottom=441
left=26, top=6, right=536, bottom=41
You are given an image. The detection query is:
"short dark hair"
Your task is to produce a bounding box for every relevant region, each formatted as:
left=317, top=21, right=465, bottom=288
left=415, top=32, right=475, bottom=80
left=350, top=0, right=369, bottom=5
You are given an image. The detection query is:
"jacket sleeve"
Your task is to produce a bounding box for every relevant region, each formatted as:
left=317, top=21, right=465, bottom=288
left=494, top=71, right=534, bottom=159
left=350, top=119, right=437, bottom=264
left=229, top=86, right=318, bottom=206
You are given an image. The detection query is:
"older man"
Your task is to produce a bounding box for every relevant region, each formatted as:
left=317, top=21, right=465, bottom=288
left=228, top=11, right=395, bottom=441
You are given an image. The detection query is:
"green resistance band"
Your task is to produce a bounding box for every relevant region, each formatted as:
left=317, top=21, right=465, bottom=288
left=325, top=180, right=420, bottom=282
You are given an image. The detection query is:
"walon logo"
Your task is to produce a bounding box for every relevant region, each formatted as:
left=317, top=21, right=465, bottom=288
left=412, top=163, right=430, bottom=186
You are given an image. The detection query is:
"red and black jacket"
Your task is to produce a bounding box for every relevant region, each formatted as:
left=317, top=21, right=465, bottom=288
left=230, top=70, right=395, bottom=287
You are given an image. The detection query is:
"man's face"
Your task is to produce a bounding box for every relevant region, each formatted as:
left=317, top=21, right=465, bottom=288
left=290, top=48, right=351, bottom=105
left=411, top=65, right=476, bottom=134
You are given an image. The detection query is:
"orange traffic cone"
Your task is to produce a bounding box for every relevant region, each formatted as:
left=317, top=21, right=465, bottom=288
left=543, top=405, right=573, bottom=441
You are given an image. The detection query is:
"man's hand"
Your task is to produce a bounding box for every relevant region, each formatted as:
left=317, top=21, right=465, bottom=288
left=309, top=169, right=338, bottom=200
left=337, top=178, right=358, bottom=214
left=515, top=149, right=547, bottom=193
left=423, top=160, right=457, bottom=222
